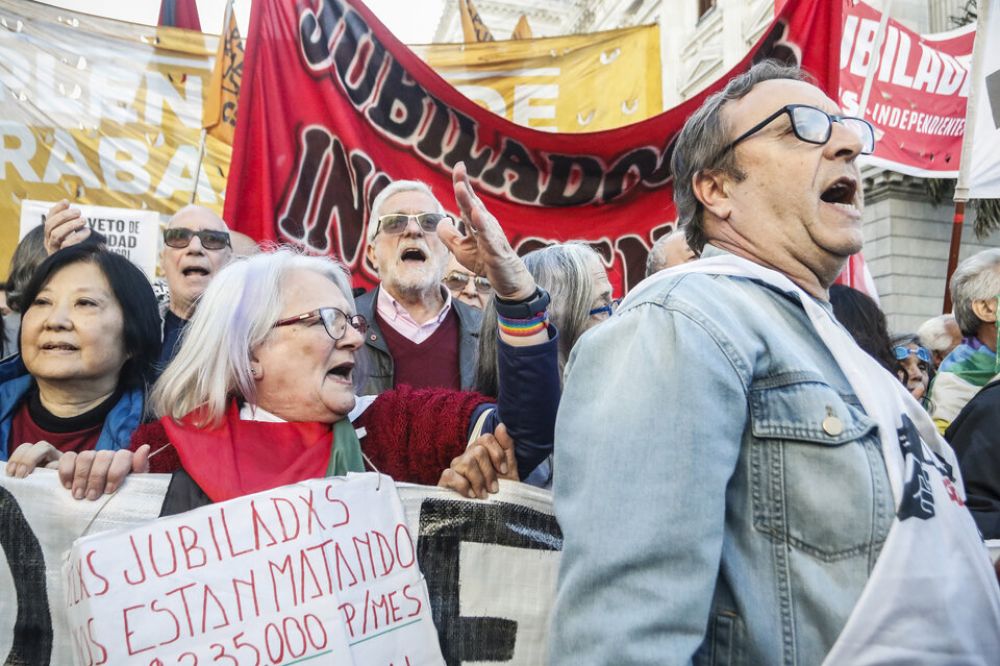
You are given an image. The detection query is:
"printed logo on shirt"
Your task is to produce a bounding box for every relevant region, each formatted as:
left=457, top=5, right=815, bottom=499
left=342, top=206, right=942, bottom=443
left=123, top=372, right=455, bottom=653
left=896, top=414, right=963, bottom=521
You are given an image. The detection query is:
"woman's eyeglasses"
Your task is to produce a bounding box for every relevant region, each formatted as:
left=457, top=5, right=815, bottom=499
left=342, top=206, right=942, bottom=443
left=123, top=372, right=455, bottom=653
left=894, top=345, right=931, bottom=364
left=589, top=298, right=622, bottom=318
left=443, top=271, right=491, bottom=293
left=163, top=228, right=232, bottom=250
left=274, top=307, right=368, bottom=341
left=374, top=212, right=447, bottom=236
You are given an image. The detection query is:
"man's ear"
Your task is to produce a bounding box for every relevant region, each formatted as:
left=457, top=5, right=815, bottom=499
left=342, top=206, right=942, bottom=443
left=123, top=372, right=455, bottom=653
left=971, top=298, right=998, bottom=324
left=365, top=244, right=379, bottom=274
left=692, top=169, right=733, bottom=222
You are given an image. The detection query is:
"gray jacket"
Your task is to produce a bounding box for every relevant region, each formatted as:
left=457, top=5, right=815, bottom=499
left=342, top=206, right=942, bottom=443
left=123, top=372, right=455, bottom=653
left=354, top=286, right=482, bottom=396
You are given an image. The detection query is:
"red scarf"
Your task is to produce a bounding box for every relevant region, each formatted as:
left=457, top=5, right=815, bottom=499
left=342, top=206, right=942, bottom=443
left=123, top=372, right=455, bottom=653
left=162, top=401, right=333, bottom=502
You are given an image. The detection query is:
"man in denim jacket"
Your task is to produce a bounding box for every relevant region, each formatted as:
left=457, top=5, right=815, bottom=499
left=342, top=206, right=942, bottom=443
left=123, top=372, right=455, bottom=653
left=550, top=62, right=891, bottom=664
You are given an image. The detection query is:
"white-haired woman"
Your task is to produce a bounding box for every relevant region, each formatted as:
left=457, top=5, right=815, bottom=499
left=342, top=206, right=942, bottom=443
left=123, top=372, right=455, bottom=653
left=100, top=165, right=562, bottom=508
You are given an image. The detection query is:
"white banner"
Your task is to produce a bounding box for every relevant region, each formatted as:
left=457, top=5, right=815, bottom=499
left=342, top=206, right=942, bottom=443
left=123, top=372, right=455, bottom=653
left=0, top=471, right=561, bottom=665
left=19, top=199, right=162, bottom=278
left=961, top=0, right=1000, bottom=198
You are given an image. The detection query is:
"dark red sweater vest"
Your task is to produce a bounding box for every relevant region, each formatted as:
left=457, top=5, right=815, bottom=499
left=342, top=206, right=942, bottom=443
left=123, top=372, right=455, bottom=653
left=376, top=308, right=462, bottom=390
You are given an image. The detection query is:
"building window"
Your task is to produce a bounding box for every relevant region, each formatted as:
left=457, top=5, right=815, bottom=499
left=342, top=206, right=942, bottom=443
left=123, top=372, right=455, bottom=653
left=698, top=0, right=717, bottom=19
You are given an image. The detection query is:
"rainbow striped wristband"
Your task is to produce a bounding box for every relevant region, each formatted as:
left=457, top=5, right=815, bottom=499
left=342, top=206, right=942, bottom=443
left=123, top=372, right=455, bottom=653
left=497, top=311, right=549, bottom=337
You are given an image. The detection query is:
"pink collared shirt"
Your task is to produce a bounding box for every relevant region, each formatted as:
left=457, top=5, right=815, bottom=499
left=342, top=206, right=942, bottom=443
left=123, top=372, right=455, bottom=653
left=376, top=286, right=453, bottom=344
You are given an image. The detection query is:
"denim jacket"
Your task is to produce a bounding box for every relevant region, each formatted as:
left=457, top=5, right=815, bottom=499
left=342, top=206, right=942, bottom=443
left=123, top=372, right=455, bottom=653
left=550, top=265, right=894, bottom=666
left=0, top=354, right=145, bottom=460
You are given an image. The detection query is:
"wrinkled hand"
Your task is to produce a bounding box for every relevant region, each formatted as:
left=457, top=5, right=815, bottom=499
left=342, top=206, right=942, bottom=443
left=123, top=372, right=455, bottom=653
left=58, top=445, right=151, bottom=500
left=5, top=441, right=63, bottom=478
left=44, top=200, right=92, bottom=255
left=438, top=424, right=519, bottom=499
left=437, top=162, right=536, bottom=301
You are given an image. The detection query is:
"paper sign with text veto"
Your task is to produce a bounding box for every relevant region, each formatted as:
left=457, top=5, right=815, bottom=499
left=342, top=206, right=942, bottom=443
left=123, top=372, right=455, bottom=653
left=62, top=473, right=444, bottom=666
left=19, top=200, right=161, bottom=279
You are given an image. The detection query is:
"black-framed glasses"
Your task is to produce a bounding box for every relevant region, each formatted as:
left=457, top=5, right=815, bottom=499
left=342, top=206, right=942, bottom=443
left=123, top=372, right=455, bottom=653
left=589, top=298, right=621, bottom=319
left=163, top=227, right=232, bottom=250
left=443, top=271, right=491, bottom=294
left=273, top=307, right=368, bottom=341
left=374, top=212, right=447, bottom=236
left=721, top=104, right=876, bottom=159
left=894, top=345, right=931, bottom=364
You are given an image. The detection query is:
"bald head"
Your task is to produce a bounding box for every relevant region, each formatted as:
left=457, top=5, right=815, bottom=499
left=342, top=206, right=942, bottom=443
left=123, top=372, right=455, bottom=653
left=646, top=230, right=699, bottom=277
left=162, top=205, right=233, bottom=318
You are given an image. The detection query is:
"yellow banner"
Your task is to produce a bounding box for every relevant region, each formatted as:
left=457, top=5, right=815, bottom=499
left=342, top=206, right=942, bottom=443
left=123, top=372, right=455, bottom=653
left=0, top=0, right=230, bottom=273
left=414, top=24, right=662, bottom=134
left=203, top=0, right=243, bottom=145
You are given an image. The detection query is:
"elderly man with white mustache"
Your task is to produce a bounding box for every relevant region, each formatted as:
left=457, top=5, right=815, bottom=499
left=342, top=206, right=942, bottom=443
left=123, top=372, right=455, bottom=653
left=357, top=181, right=485, bottom=395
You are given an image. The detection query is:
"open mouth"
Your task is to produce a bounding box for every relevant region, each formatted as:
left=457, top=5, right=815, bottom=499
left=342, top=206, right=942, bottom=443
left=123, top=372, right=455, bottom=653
left=327, top=361, right=354, bottom=383
left=400, top=248, right=427, bottom=263
left=181, top=266, right=210, bottom=277
left=820, top=177, right=859, bottom=207
left=41, top=342, right=79, bottom=351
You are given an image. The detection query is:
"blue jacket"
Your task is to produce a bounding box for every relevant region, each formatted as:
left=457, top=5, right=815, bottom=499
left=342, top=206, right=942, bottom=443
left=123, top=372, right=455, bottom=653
left=0, top=355, right=145, bottom=460
left=550, top=259, right=893, bottom=665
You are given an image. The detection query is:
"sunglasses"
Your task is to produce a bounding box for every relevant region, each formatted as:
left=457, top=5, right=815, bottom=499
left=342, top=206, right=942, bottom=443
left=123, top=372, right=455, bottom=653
left=720, top=104, right=876, bottom=159
left=443, top=271, right=491, bottom=294
left=163, top=227, right=231, bottom=251
left=589, top=298, right=622, bottom=319
left=273, top=307, right=368, bottom=341
left=374, top=212, right=448, bottom=236
left=894, top=345, right=931, bottom=364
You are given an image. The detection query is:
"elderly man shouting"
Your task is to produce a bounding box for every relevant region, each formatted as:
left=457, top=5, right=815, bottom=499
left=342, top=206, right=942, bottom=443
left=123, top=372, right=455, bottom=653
left=550, top=61, right=1000, bottom=664
left=357, top=181, right=483, bottom=395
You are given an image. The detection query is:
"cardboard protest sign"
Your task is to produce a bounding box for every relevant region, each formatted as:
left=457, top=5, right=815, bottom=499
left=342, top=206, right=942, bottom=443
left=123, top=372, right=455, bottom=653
left=0, top=471, right=562, bottom=666
left=63, top=473, right=443, bottom=665
left=19, top=200, right=162, bottom=278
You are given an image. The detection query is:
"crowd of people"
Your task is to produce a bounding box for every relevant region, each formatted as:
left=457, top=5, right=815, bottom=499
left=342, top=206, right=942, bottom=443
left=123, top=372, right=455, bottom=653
left=2, top=60, right=1000, bottom=662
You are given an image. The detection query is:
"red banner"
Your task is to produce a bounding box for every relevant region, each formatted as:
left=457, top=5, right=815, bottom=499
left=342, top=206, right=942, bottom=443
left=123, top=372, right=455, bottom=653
left=839, top=1, right=975, bottom=177
left=224, top=0, right=843, bottom=294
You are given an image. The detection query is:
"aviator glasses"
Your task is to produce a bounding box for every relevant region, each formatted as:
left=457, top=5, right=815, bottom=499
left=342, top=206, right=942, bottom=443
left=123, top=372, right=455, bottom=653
left=163, top=227, right=232, bottom=251
left=375, top=212, right=447, bottom=237
left=443, top=271, right=491, bottom=294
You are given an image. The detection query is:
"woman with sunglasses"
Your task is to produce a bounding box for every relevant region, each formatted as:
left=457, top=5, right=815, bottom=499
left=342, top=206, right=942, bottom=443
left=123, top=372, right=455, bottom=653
left=892, top=333, right=934, bottom=404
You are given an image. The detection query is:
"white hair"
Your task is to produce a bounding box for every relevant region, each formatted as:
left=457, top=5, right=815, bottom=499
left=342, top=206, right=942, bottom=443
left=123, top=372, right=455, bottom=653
left=366, top=180, right=444, bottom=243
left=917, top=314, right=958, bottom=353
left=152, top=247, right=355, bottom=426
left=168, top=204, right=230, bottom=230
left=950, top=249, right=1000, bottom=336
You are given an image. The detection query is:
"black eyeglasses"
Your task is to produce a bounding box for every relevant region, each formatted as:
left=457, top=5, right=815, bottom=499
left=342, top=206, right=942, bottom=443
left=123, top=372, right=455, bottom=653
left=374, top=212, right=447, bottom=236
left=720, top=104, right=876, bottom=159
left=443, top=271, right=491, bottom=294
left=163, top=228, right=232, bottom=250
left=273, top=307, right=368, bottom=341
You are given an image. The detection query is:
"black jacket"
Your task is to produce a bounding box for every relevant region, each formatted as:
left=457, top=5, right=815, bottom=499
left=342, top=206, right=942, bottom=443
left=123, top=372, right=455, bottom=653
left=945, top=379, right=1000, bottom=538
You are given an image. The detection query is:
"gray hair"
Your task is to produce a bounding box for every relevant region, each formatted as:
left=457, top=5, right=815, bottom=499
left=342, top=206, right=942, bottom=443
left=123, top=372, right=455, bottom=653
left=474, top=243, right=600, bottom=396
left=671, top=60, right=810, bottom=252
left=917, top=314, right=959, bottom=353
left=950, top=249, right=1000, bottom=336
left=152, top=247, right=356, bottom=426
left=367, top=180, right=444, bottom=243
left=5, top=225, right=46, bottom=313
left=645, top=228, right=684, bottom=278
left=168, top=204, right=230, bottom=230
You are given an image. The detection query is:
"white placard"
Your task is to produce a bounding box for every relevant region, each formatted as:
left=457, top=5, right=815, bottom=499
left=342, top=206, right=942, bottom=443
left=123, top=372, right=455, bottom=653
left=19, top=200, right=161, bottom=278
left=61, top=473, right=442, bottom=665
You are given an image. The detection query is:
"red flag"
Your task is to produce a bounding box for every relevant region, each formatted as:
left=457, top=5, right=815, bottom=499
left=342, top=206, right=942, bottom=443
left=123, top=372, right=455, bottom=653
left=225, top=0, right=843, bottom=295
left=157, top=0, right=202, bottom=31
